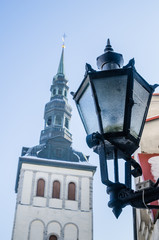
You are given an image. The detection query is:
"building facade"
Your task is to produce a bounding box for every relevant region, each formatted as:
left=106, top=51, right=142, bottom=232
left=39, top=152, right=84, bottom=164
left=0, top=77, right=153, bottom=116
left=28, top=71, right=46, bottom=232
left=134, top=94, right=159, bottom=240
left=12, top=43, right=96, bottom=240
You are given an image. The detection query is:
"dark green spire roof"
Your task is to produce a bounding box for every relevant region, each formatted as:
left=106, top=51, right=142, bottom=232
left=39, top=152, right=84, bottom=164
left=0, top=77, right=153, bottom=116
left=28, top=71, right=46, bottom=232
left=57, top=45, right=65, bottom=76
left=19, top=39, right=90, bottom=165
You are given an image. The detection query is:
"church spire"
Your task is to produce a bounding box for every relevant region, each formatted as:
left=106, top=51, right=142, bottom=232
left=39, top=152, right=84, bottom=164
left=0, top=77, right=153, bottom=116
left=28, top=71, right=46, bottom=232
left=57, top=35, right=65, bottom=76
left=38, top=37, right=73, bottom=156
left=19, top=37, right=89, bottom=163
left=57, top=45, right=65, bottom=76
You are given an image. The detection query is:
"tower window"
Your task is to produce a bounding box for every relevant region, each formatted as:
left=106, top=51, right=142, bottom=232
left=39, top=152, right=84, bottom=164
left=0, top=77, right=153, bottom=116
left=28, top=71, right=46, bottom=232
left=49, top=235, right=57, bottom=240
left=68, top=182, right=76, bottom=200
left=64, top=90, right=67, bottom=97
left=46, top=117, right=52, bottom=126
left=58, top=88, right=62, bottom=95
left=55, top=115, right=62, bottom=126
left=36, top=179, right=45, bottom=197
left=52, top=180, right=60, bottom=199
left=64, top=117, right=69, bottom=129
left=53, top=89, right=56, bottom=96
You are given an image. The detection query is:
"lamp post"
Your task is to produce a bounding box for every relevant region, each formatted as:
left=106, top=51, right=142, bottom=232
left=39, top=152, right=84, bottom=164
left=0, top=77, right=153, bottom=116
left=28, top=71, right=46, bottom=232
left=72, top=39, right=159, bottom=218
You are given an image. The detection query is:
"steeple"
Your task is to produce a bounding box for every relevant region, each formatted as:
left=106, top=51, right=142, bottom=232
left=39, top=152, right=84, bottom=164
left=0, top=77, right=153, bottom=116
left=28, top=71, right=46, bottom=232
left=57, top=45, right=65, bottom=76
left=21, top=41, right=87, bottom=162
left=39, top=41, right=72, bottom=152
left=56, top=35, right=65, bottom=77
left=12, top=38, right=96, bottom=240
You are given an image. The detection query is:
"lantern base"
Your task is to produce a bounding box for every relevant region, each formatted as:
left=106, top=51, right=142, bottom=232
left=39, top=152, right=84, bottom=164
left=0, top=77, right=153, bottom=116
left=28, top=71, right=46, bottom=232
left=104, top=135, right=139, bottom=157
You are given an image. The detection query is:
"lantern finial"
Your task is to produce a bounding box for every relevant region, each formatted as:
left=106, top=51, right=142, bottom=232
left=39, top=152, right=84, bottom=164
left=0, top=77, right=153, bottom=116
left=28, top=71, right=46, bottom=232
left=97, top=39, right=124, bottom=70
left=104, top=39, right=114, bottom=52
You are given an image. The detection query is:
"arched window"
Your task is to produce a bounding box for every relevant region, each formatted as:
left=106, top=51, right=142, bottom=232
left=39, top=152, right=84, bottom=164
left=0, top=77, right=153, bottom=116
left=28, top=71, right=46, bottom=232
left=30, top=220, right=44, bottom=240
left=58, top=88, right=62, bottom=95
left=53, top=88, right=56, bottom=96
left=55, top=115, right=62, bottom=126
left=64, top=117, right=69, bottom=129
left=64, top=90, right=67, bottom=97
left=52, top=180, right=60, bottom=199
left=64, top=224, right=78, bottom=240
left=68, top=182, right=76, bottom=200
left=36, top=178, right=45, bottom=197
left=46, top=117, right=52, bottom=127
left=49, top=235, right=57, bottom=240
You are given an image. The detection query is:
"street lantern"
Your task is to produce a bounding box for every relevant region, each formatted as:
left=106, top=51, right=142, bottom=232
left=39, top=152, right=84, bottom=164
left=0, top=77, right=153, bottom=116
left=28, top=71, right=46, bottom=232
left=72, top=39, right=159, bottom=218
left=74, top=40, right=155, bottom=156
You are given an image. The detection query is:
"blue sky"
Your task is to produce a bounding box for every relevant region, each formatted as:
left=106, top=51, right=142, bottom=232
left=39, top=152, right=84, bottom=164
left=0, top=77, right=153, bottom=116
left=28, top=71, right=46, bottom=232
left=1, top=1, right=159, bottom=239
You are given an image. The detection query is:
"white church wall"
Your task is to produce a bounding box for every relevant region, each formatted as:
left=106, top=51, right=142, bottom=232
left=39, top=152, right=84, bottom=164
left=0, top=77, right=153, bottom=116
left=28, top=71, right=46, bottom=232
left=12, top=159, right=95, bottom=240
left=29, top=220, right=44, bottom=240
left=49, top=198, right=63, bottom=209
left=64, top=223, right=78, bottom=240
left=12, top=205, right=32, bottom=240
left=13, top=201, right=93, bottom=240
left=33, top=196, right=47, bottom=207
left=81, top=177, right=90, bottom=211
left=21, top=162, right=93, bottom=177
left=21, top=170, right=33, bottom=204
left=65, top=199, right=78, bottom=210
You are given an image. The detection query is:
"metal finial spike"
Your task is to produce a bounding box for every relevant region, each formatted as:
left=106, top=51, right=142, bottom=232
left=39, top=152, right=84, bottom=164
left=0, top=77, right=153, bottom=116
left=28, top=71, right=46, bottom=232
left=112, top=206, right=122, bottom=219
left=104, top=38, right=114, bottom=52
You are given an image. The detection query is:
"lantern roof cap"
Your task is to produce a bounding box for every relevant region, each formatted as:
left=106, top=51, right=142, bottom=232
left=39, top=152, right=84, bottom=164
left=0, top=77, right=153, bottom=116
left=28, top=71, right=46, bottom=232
left=97, top=39, right=124, bottom=70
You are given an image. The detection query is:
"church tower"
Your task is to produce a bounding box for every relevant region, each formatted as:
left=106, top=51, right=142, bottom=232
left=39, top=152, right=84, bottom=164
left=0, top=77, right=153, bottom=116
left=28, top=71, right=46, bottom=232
left=12, top=42, right=96, bottom=240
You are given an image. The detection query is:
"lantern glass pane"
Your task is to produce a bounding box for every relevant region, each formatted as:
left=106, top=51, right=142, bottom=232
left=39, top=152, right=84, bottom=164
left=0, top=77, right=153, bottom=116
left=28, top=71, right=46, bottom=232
left=93, top=75, right=127, bottom=133
left=130, top=79, right=149, bottom=138
left=78, top=83, right=99, bottom=135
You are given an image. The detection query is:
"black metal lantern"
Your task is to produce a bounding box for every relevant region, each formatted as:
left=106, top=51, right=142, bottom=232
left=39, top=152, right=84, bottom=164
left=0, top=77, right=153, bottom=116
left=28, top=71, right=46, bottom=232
left=72, top=39, right=159, bottom=218
left=73, top=40, right=155, bottom=156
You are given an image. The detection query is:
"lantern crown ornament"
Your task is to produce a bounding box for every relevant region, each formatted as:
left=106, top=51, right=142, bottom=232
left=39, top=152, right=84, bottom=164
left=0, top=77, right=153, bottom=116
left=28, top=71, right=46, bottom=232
left=97, top=39, right=124, bottom=70
left=73, top=39, right=159, bottom=218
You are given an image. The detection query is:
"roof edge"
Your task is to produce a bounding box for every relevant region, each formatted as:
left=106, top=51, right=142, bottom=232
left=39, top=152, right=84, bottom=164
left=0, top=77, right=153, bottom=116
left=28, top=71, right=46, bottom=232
left=146, top=115, right=159, bottom=122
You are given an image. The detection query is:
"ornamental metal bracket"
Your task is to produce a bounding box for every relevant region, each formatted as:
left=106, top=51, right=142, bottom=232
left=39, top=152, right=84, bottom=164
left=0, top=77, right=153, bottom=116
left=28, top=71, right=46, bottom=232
left=123, top=58, right=136, bottom=70
left=85, top=63, right=96, bottom=77
left=86, top=132, right=159, bottom=218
